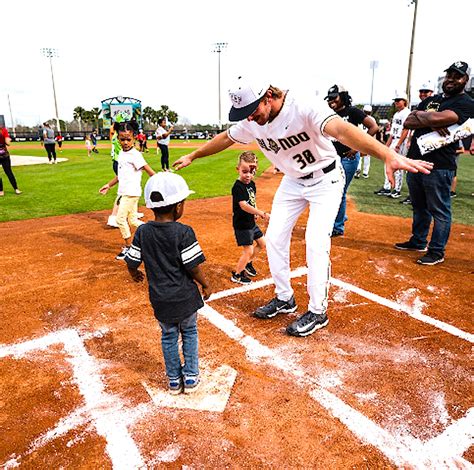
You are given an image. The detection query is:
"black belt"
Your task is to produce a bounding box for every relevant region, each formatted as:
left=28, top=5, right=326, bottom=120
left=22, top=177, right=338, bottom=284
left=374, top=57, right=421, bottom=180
left=299, top=161, right=336, bottom=180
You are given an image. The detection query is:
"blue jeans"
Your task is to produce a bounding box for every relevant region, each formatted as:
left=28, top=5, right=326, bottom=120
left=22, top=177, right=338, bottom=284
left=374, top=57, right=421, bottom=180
left=158, top=313, right=199, bottom=380
left=333, top=154, right=360, bottom=234
left=407, top=170, right=454, bottom=256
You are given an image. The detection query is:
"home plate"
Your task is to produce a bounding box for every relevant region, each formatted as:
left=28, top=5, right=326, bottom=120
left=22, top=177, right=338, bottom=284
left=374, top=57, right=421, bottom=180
left=142, top=364, right=237, bottom=412
left=11, top=155, right=68, bottom=166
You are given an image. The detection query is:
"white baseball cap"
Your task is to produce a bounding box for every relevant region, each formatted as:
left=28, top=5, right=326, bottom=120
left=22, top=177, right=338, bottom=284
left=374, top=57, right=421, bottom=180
left=393, top=90, right=408, bottom=101
left=145, top=173, right=194, bottom=209
left=363, top=104, right=373, bottom=112
left=419, top=81, right=434, bottom=92
left=228, top=76, right=269, bottom=122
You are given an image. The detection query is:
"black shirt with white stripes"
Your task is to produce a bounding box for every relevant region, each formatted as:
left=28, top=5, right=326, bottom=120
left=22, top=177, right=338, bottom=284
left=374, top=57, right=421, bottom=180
left=125, top=221, right=205, bottom=323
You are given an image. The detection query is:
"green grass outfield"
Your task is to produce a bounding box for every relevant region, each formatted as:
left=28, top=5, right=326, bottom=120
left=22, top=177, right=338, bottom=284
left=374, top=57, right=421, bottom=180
left=1, top=141, right=473, bottom=225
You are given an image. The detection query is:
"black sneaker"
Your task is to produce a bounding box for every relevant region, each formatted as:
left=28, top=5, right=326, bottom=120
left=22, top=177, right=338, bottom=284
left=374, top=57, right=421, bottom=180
left=245, top=262, right=257, bottom=277
left=389, top=190, right=401, bottom=199
left=400, top=197, right=412, bottom=205
left=116, top=246, right=129, bottom=260
left=450, top=191, right=457, bottom=198
left=286, top=311, right=329, bottom=337
left=374, top=188, right=391, bottom=196
left=354, top=170, right=361, bottom=179
left=254, top=296, right=297, bottom=319
left=417, top=252, right=444, bottom=265
left=394, top=241, right=427, bottom=252
left=331, top=230, right=344, bottom=237
left=231, top=270, right=252, bottom=284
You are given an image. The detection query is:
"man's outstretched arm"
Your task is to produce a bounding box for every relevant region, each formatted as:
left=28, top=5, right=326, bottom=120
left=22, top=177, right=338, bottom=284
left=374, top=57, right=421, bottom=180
left=173, top=131, right=234, bottom=170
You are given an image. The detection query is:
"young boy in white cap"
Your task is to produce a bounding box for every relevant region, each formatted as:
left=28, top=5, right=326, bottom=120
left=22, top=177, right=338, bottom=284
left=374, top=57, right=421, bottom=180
left=124, top=172, right=212, bottom=394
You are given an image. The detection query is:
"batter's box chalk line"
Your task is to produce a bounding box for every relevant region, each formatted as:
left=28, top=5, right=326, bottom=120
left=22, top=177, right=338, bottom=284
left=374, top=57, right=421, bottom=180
left=207, top=265, right=473, bottom=344
left=199, top=303, right=474, bottom=469
left=142, top=362, right=237, bottom=413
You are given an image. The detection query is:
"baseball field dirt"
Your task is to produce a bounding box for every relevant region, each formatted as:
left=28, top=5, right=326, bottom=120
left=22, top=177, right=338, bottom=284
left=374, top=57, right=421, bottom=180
left=1, top=170, right=472, bottom=468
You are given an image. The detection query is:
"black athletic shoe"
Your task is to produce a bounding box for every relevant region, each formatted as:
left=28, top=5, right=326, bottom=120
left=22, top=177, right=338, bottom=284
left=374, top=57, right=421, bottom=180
left=116, top=246, right=129, bottom=260
left=394, top=241, right=427, bottom=252
left=417, top=252, right=445, bottom=265
left=286, top=311, right=329, bottom=337
left=245, top=262, right=257, bottom=277
left=374, top=188, right=391, bottom=196
left=331, top=230, right=344, bottom=238
left=450, top=191, right=457, bottom=198
left=354, top=170, right=361, bottom=179
left=231, top=270, right=252, bottom=284
left=389, top=190, right=401, bottom=199
left=400, top=197, right=412, bottom=205
left=254, top=296, right=297, bottom=319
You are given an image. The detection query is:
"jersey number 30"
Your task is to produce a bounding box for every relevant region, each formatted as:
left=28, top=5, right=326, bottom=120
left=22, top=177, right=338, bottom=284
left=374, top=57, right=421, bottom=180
left=292, top=149, right=316, bottom=170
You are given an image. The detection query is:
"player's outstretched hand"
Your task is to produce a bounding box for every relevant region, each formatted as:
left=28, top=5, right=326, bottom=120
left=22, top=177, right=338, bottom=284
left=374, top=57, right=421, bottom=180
left=99, top=184, right=110, bottom=194
left=173, top=154, right=193, bottom=171
left=385, top=151, right=433, bottom=186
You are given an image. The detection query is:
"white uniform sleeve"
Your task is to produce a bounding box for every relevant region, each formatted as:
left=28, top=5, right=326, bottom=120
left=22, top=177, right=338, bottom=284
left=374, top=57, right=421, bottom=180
left=227, top=122, right=255, bottom=144
left=304, top=99, right=339, bottom=138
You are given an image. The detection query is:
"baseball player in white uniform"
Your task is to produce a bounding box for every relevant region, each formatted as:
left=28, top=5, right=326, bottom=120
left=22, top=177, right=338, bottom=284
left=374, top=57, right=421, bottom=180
left=374, top=91, right=411, bottom=198
left=173, top=77, right=433, bottom=337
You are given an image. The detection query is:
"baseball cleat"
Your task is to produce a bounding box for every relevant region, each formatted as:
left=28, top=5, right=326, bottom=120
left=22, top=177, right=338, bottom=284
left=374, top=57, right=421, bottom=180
left=374, top=188, right=391, bottom=196
left=253, top=296, right=297, bottom=319
left=286, top=311, right=329, bottom=337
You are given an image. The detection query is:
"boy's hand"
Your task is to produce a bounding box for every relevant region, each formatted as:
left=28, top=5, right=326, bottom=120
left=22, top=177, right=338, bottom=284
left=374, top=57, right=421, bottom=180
left=128, top=267, right=144, bottom=282
left=202, top=285, right=213, bottom=300
left=259, top=211, right=270, bottom=221
left=99, top=184, right=109, bottom=194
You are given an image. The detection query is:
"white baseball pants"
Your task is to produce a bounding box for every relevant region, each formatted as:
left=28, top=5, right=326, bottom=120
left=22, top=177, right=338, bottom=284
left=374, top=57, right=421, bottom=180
left=357, top=155, right=371, bottom=175
left=266, top=165, right=344, bottom=314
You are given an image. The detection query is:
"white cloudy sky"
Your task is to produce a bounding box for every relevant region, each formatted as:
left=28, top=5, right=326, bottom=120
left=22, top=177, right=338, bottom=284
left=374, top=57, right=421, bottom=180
left=1, top=0, right=472, bottom=127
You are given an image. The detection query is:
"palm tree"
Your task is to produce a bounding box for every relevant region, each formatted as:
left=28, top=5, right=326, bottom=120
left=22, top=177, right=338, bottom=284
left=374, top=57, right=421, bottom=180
left=73, top=106, right=86, bottom=131
left=90, top=107, right=101, bottom=131
left=143, top=106, right=155, bottom=125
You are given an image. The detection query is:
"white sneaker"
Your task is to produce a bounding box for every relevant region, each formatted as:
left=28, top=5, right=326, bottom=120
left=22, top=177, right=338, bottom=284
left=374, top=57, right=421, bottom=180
left=107, top=215, right=119, bottom=228
left=136, top=212, right=144, bottom=219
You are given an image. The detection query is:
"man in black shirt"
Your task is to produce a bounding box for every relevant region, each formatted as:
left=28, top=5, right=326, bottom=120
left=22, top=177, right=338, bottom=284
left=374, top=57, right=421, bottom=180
left=325, top=85, right=378, bottom=236
left=395, top=61, right=474, bottom=265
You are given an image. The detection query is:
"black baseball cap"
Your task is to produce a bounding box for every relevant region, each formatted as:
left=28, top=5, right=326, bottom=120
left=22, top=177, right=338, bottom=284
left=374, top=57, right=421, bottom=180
left=444, top=61, right=471, bottom=76
left=324, top=84, right=347, bottom=100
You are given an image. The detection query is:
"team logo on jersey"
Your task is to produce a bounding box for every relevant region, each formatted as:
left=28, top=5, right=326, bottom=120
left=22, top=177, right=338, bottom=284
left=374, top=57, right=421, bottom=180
left=426, top=101, right=440, bottom=112
left=267, top=139, right=280, bottom=154
left=247, top=187, right=256, bottom=208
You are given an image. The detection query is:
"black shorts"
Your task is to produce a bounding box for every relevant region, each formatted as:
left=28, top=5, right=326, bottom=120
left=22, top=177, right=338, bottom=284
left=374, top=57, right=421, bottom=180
left=234, top=225, right=263, bottom=246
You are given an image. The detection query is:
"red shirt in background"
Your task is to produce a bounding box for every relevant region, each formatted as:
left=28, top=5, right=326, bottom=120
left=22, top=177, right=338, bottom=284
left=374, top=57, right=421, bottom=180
left=1, top=127, right=10, bottom=138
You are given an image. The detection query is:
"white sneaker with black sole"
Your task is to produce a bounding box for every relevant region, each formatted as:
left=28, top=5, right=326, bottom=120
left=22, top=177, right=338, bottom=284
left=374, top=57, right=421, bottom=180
left=286, top=311, right=329, bottom=337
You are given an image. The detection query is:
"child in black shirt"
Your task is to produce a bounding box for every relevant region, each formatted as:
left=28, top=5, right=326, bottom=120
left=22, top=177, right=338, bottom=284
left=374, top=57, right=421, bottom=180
left=231, top=151, right=269, bottom=284
left=125, top=172, right=212, bottom=394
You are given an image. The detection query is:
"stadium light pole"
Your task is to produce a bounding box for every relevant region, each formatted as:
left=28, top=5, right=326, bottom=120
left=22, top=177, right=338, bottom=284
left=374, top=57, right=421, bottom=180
left=212, top=42, right=227, bottom=130
left=369, top=60, right=379, bottom=106
left=7, top=94, right=16, bottom=138
left=405, top=0, right=419, bottom=103
left=41, top=48, right=61, bottom=133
